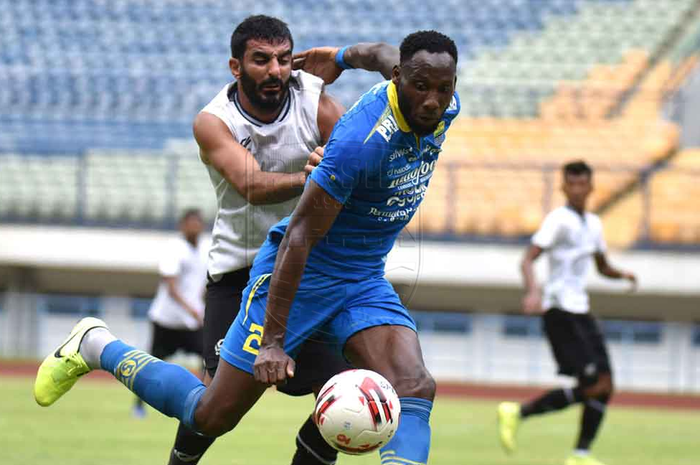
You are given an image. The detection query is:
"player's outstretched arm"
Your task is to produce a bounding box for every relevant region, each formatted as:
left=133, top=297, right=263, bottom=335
left=194, top=112, right=306, bottom=205
left=521, top=245, right=544, bottom=314
left=293, top=43, right=399, bottom=85
left=594, top=252, right=638, bottom=291
left=253, top=180, right=343, bottom=385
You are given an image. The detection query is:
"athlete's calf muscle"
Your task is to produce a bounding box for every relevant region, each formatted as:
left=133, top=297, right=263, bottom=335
left=193, top=360, right=266, bottom=437
left=344, top=325, right=436, bottom=400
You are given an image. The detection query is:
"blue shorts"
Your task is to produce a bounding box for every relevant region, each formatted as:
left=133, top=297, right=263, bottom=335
left=219, top=271, right=416, bottom=375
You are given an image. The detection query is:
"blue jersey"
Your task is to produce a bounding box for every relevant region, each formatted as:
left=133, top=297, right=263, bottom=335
left=256, top=81, right=461, bottom=280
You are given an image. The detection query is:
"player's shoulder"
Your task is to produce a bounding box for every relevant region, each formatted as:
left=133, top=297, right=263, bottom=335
left=543, top=206, right=570, bottom=224
left=162, top=236, right=189, bottom=259
left=330, top=81, right=392, bottom=144
left=201, top=83, right=232, bottom=112
left=443, top=91, right=461, bottom=121
left=290, top=70, right=324, bottom=96
left=170, top=236, right=189, bottom=250
left=585, top=211, right=604, bottom=228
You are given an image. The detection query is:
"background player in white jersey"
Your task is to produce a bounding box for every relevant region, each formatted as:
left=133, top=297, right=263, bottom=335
left=169, top=15, right=401, bottom=465
left=133, top=208, right=208, bottom=418
left=497, top=160, right=638, bottom=465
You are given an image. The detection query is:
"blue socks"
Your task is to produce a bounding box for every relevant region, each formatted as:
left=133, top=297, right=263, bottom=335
left=100, top=340, right=206, bottom=430
left=380, top=397, right=433, bottom=465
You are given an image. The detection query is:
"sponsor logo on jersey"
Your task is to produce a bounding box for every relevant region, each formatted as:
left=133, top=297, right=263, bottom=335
left=386, top=184, right=428, bottom=207
left=376, top=114, right=400, bottom=143
left=368, top=206, right=414, bottom=222
left=433, top=120, right=446, bottom=145
left=364, top=107, right=400, bottom=144
left=387, top=159, right=437, bottom=189
left=388, top=147, right=412, bottom=162
left=434, top=121, right=446, bottom=138
left=386, top=163, right=412, bottom=177
left=448, top=95, right=458, bottom=112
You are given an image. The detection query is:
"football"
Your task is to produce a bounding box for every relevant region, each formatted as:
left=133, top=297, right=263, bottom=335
left=313, top=369, right=401, bottom=455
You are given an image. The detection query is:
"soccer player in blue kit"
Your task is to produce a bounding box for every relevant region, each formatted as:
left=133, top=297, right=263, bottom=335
left=34, top=30, right=460, bottom=464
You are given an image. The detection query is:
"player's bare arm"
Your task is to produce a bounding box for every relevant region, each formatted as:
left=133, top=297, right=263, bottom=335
left=194, top=112, right=306, bottom=205
left=317, top=92, right=346, bottom=143
left=163, top=276, right=203, bottom=325
left=594, top=252, right=638, bottom=291
left=253, top=180, right=343, bottom=385
left=293, top=42, right=400, bottom=85
left=521, top=245, right=545, bottom=314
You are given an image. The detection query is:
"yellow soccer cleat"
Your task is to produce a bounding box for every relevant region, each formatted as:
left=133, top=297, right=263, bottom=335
left=564, top=454, right=608, bottom=465
left=497, top=401, right=521, bottom=454
left=34, top=317, right=108, bottom=407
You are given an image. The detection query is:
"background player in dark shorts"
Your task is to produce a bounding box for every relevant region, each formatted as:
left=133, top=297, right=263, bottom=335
left=497, top=161, right=638, bottom=465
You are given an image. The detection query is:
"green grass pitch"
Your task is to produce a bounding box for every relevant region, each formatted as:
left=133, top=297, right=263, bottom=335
left=3, top=377, right=698, bottom=465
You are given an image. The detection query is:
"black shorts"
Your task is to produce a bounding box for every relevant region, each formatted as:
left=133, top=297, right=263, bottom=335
left=150, top=322, right=203, bottom=361
left=543, top=308, right=611, bottom=383
left=203, top=268, right=351, bottom=396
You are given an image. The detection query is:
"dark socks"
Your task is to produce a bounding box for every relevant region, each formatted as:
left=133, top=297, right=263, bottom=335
left=291, top=415, right=338, bottom=465
left=167, top=423, right=216, bottom=465
left=576, top=394, right=610, bottom=450
left=521, top=387, right=584, bottom=418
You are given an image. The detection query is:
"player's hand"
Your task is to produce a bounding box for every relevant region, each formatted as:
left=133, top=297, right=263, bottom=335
left=293, top=47, right=344, bottom=85
left=522, top=290, right=543, bottom=315
left=623, top=272, right=638, bottom=293
left=304, top=146, right=324, bottom=178
left=253, top=344, right=296, bottom=385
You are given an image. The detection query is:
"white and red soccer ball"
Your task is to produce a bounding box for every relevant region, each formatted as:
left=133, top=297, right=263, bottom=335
left=313, top=369, right=400, bottom=455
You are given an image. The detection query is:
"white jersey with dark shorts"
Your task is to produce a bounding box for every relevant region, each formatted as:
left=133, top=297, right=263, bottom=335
left=533, top=206, right=611, bottom=381
left=197, top=70, right=350, bottom=391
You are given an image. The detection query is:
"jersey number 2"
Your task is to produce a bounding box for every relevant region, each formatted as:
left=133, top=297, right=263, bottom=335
left=242, top=323, right=264, bottom=355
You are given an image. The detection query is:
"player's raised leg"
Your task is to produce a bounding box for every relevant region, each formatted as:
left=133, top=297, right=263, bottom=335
left=34, top=316, right=266, bottom=437
left=344, top=325, right=435, bottom=465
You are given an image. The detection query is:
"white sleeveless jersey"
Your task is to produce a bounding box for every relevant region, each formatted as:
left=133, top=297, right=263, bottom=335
left=200, top=70, right=324, bottom=279
left=532, top=206, right=607, bottom=314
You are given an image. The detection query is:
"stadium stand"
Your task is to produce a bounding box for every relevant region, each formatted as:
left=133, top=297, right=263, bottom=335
left=416, top=0, right=697, bottom=242
left=1, top=0, right=699, bottom=246
left=647, top=149, right=700, bottom=244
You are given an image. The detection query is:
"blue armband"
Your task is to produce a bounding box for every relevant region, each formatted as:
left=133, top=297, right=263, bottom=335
left=335, top=45, right=354, bottom=70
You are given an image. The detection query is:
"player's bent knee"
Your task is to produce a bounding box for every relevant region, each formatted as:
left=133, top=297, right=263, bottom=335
left=582, top=375, right=613, bottom=400
left=392, top=367, right=436, bottom=401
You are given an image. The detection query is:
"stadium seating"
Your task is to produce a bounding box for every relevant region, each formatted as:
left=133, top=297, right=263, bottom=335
left=647, top=149, right=700, bottom=244
left=1, top=0, right=667, bottom=153
left=415, top=0, right=696, bottom=241
left=1, top=0, right=699, bottom=246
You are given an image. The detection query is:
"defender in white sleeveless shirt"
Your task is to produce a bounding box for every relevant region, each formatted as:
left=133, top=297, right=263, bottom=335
left=201, top=68, right=324, bottom=278
left=169, top=15, right=402, bottom=465
left=498, top=161, right=638, bottom=465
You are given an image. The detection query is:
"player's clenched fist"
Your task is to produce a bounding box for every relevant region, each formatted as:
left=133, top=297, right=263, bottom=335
left=304, top=146, right=324, bottom=178
left=253, top=344, right=296, bottom=385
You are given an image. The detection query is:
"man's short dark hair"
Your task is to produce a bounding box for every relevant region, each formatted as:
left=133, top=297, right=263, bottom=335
left=563, top=160, right=593, bottom=179
left=230, top=15, right=293, bottom=59
left=399, top=30, right=458, bottom=65
left=180, top=208, right=202, bottom=222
